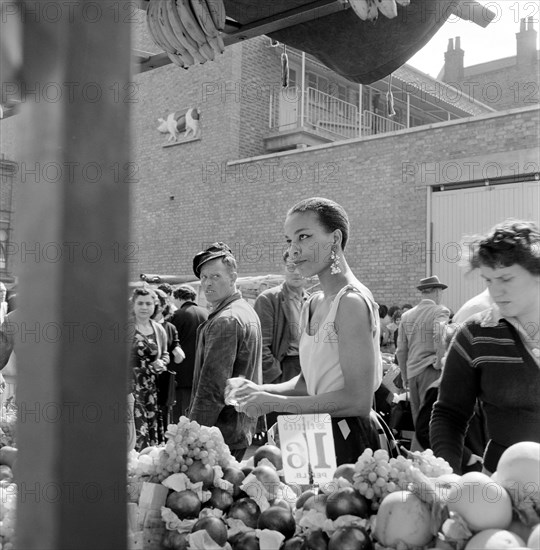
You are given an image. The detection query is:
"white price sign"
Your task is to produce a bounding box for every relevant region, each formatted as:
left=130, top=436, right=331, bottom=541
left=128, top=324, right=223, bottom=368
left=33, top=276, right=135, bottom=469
left=277, top=414, right=336, bottom=486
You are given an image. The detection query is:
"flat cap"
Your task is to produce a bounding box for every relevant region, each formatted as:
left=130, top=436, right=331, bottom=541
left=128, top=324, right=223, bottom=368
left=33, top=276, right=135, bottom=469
left=192, top=242, right=234, bottom=278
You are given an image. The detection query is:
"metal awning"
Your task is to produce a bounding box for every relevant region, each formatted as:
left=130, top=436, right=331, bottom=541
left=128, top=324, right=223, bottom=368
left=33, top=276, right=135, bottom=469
left=134, top=0, right=495, bottom=84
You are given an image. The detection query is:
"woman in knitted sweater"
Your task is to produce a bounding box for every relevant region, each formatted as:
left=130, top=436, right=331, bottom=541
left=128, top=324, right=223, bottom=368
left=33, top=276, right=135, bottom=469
left=430, top=219, right=540, bottom=473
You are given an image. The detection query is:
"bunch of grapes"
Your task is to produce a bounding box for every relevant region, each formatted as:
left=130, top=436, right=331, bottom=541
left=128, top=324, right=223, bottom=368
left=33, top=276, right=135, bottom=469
left=0, top=484, right=17, bottom=550
left=404, top=448, right=453, bottom=478
left=154, top=416, right=234, bottom=481
left=352, top=448, right=452, bottom=510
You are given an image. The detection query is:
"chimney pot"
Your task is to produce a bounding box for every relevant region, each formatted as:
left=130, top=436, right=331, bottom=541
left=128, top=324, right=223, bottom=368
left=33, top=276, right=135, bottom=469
left=520, top=18, right=526, bottom=32
left=455, top=36, right=461, bottom=50
left=447, top=38, right=454, bottom=51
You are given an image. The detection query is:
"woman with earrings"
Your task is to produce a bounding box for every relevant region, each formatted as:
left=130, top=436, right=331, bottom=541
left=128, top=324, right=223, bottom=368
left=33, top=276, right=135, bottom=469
left=231, top=197, right=383, bottom=464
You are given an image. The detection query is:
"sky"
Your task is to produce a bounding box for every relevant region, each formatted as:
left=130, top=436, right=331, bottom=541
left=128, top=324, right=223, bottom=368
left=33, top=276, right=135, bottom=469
left=407, top=0, right=540, bottom=78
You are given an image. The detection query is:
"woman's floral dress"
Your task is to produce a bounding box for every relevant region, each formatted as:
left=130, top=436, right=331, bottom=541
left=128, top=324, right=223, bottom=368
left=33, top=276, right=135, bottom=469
left=132, top=330, right=163, bottom=450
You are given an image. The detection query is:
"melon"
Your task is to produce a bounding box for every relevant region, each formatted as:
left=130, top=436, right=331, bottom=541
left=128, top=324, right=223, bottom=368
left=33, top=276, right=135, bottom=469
left=446, top=472, right=513, bottom=532
left=527, top=524, right=540, bottom=549
left=464, top=529, right=525, bottom=549
left=495, top=442, right=540, bottom=505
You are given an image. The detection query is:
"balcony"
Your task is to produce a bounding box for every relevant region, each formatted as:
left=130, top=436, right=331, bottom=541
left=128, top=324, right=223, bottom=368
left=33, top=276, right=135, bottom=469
left=265, top=86, right=405, bottom=152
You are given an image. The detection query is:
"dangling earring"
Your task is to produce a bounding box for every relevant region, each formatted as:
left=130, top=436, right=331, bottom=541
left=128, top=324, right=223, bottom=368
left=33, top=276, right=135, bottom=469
left=330, top=245, right=341, bottom=274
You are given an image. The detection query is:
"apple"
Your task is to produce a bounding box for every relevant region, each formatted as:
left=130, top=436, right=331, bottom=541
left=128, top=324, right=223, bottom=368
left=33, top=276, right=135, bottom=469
left=0, top=446, right=17, bottom=468
left=191, top=516, right=228, bottom=547
left=253, top=445, right=283, bottom=470
left=271, top=497, right=292, bottom=511
left=333, top=463, right=356, bottom=484
left=325, top=487, right=370, bottom=520
left=251, top=464, right=281, bottom=499
left=166, top=489, right=201, bottom=519
left=161, top=530, right=189, bottom=550
left=230, top=531, right=260, bottom=550
left=296, top=490, right=316, bottom=509
left=186, top=460, right=215, bottom=489
left=207, top=486, right=234, bottom=512
left=0, top=465, right=13, bottom=483
left=257, top=505, right=296, bottom=539
left=303, top=529, right=329, bottom=549
left=282, top=536, right=305, bottom=550
left=303, top=493, right=329, bottom=515
left=223, top=466, right=246, bottom=498
left=228, top=497, right=261, bottom=529
left=328, top=526, right=373, bottom=550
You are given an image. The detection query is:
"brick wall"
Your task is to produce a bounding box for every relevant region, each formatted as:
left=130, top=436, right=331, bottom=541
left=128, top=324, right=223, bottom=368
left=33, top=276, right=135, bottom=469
left=450, top=61, right=540, bottom=111
left=130, top=85, right=540, bottom=306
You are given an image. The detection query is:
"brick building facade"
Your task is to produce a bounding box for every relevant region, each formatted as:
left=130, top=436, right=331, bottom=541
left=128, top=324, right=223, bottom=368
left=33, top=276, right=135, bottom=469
left=1, top=16, right=539, bottom=307
left=440, top=18, right=540, bottom=110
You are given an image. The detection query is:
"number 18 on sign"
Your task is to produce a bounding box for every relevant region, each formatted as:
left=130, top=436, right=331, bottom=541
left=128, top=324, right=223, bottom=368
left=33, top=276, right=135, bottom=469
left=277, top=414, right=336, bottom=486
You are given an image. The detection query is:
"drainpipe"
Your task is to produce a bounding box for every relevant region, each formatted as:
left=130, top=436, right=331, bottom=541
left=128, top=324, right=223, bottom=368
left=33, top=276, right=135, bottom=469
left=300, top=52, right=305, bottom=128
left=406, top=92, right=410, bottom=128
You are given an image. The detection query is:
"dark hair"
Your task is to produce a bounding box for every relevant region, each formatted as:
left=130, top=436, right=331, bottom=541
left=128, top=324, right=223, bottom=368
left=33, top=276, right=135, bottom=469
left=401, top=303, right=413, bottom=310
left=157, top=283, right=173, bottom=296
left=173, top=285, right=197, bottom=302
left=470, top=219, right=540, bottom=275
left=131, top=287, right=157, bottom=303
left=154, top=289, right=168, bottom=308
left=388, top=305, right=400, bottom=318
left=287, top=197, right=350, bottom=250
left=379, top=304, right=388, bottom=318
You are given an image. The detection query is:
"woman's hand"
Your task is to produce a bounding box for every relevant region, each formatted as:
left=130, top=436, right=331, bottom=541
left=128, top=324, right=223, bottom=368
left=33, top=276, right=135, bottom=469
left=236, top=390, right=269, bottom=419
left=150, top=359, right=166, bottom=374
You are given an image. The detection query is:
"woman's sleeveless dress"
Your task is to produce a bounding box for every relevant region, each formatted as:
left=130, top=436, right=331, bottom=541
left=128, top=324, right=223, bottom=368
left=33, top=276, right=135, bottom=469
left=299, top=282, right=383, bottom=464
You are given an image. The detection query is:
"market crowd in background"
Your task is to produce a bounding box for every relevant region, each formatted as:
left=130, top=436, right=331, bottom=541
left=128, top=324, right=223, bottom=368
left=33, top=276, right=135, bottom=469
left=0, top=209, right=539, bottom=475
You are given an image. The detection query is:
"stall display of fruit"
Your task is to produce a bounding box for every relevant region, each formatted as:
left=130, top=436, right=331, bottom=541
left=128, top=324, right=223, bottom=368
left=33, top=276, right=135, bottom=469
left=123, top=424, right=540, bottom=550
left=0, top=399, right=16, bottom=449
left=0, top=399, right=17, bottom=550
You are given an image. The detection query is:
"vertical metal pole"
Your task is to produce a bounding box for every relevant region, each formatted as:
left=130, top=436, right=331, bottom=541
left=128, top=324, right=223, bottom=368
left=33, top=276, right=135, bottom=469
left=358, top=83, right=362, bottom=137
left=406, top=92, right=410, bottom=128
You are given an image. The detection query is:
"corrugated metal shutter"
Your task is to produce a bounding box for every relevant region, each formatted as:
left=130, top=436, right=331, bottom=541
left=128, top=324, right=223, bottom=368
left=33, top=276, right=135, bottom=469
left=431, top=180, right=540, bottom=313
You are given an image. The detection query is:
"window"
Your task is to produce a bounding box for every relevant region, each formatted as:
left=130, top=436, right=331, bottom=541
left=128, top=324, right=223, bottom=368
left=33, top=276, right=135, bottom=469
left=289, top=68, right=297, bottom=89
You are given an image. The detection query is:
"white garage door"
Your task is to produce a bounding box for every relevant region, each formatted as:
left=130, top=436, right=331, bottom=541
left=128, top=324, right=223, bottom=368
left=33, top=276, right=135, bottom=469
left=430, top=180, right=540, bottom=313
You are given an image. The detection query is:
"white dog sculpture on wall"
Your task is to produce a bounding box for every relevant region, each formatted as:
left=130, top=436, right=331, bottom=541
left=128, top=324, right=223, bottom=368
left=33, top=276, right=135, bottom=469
left=157, top=107, right=200, bottom=143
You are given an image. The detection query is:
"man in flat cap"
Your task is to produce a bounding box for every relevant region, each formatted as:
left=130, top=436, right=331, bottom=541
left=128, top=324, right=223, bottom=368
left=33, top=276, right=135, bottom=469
left=396, top=276, right=450, bottom=450
left=188, top=242, right=262, bottom=460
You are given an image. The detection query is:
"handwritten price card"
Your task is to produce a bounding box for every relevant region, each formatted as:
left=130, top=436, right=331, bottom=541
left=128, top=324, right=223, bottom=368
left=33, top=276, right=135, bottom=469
left=277, top=414, right=336, bottom=486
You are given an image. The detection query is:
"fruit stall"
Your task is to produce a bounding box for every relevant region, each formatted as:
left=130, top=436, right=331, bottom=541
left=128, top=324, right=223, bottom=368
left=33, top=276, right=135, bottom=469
left=2, top=404, right=539, bottom=550
left=0, top=1, right=523, bottom=549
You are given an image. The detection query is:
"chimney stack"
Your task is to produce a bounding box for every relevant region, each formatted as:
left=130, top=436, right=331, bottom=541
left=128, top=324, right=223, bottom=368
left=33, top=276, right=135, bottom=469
left=516, top=18, right=538, bottom=65
left=443, top=36, right=464, bottom=83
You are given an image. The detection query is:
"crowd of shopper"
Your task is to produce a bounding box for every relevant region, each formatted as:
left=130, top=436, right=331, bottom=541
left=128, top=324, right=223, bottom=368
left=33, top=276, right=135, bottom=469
left=1, top=203, right=538, bottom=472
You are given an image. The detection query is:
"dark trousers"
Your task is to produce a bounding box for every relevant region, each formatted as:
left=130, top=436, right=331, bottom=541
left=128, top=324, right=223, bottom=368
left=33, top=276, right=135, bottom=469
left=231, top=447, right=247, bottom=461
left=172, top=387, right=192, bottom=424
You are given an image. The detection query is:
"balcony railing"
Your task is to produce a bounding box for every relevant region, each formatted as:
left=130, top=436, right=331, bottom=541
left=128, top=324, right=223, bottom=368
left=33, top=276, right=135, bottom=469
left=269, top=87, right=405, bottom=141
left=360, top=110, right=405, bottom=135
